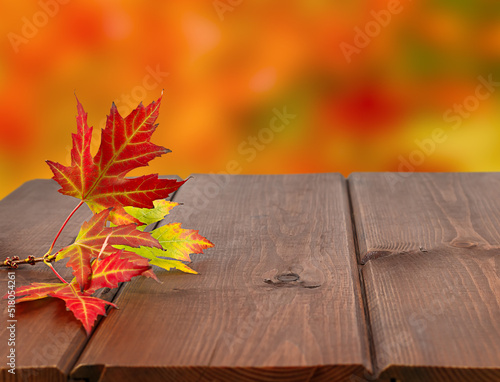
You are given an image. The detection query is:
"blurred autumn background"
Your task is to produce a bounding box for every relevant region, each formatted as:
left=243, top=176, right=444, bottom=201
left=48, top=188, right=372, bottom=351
left=1, top=0, right=500, bottom=199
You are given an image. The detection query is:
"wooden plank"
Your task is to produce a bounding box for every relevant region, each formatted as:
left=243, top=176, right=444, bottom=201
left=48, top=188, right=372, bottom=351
left=71, top=174, right=372, bottom=381
left=0, top=177, right=180, bottom=381
left=349, top=172, right=500, bottom=381
left=0, top=179, right=94, bottom=382
left=350, top=172, right=500, bottom=264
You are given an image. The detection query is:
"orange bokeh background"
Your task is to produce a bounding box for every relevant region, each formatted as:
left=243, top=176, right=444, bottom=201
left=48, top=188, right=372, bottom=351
left=1, top=0, right=500, bottom=199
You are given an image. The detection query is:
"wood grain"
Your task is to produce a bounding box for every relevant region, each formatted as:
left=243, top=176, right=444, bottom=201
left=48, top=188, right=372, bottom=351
left=349, top=172, right=500, bottom=380
left=350, top=172, right=500, bottom=264
left=71, top=174, right=372, bottom=381
left=0, top=177, right=179, bottom=382
left=0, top=179, right=94, bottom=382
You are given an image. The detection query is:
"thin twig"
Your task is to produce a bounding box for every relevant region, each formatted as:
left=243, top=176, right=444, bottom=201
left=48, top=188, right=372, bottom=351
left=1, top=255, right=40, bottom=268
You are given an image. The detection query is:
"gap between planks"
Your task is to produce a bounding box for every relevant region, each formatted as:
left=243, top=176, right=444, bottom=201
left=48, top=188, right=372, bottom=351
left=346, top=178, right=380, bottom=380
left=68, top=174, right=384, bottom=381
left=65, top=176, right=183, bottom=381
left=69, top=173, right=372, bottom=382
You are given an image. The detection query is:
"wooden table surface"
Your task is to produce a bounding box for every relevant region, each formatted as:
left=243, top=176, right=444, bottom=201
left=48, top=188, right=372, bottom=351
left=0, top=173, right=499, bottom=382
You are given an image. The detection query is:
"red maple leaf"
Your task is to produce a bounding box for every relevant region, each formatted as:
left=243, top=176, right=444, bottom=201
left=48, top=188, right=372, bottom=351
left=46, top=95, right=186, bottom=225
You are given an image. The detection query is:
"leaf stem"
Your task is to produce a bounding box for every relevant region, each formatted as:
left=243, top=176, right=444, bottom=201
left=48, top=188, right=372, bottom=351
left=46, top=200, right=85, bottom=257
left=37, top=200, right=86, bottom=283
left=44, top=261, right=68, bottom=284
left=1, top=200, right=85, bottom=282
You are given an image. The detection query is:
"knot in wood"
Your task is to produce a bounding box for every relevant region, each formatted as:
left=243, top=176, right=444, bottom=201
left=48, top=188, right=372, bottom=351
left=451, top=241, right=477, bottom=248
left=277, top=273, right=300, bottom=282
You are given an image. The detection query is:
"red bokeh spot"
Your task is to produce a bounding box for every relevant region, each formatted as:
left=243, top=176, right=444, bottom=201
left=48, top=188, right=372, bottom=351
left=0, top=107, right=31, bottom=152
left=322, top=83, right=407, bottom=137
